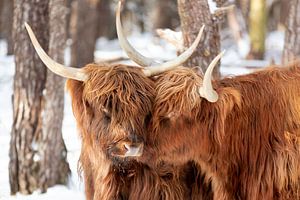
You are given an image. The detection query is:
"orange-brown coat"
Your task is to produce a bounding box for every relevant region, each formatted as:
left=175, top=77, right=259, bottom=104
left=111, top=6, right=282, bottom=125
left=143, top=63, right=300, bottom=200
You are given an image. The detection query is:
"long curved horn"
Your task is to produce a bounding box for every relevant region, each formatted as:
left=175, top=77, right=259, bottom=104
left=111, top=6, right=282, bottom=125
left=143, top=25, right=205, bottom=77
left=116, top=1, right=159, bottom=67
left=25, top=23, right=88, bottom=81
left=199, top=51, right=225, bottom=103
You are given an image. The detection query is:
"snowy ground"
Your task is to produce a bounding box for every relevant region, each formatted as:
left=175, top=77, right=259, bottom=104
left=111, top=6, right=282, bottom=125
left=0, top=30, right=284, bottom=200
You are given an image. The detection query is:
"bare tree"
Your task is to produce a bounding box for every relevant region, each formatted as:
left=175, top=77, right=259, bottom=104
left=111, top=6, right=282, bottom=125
left=10, top=0, right=49, bottom=194
left=10, top=0, right=69, bottom=194
left=247, top=0, right=267, bottom=59
left=177, top=0, right=223, bottom=78
left=39, top=0, right=70, bottom=192
left=282, top=0, right=300, bottom=64
left=1, top=0, right=14, bottom=54
left=70, top=0, right=100, bottom=67
left=97, top=0, right=116, bottom=39
left=151, top=0, right=179, bottom=31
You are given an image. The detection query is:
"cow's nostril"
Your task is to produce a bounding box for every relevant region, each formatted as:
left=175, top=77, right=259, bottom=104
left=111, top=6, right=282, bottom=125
left=124, top=143, right=130, bottom=151
left=123, top=143, right=143, bottom=157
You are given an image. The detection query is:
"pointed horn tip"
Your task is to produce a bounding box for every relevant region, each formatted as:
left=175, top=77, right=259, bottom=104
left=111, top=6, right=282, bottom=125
left=197, top=25, right=205, bottom=37
left=200, top=24, right=205, bottom=30
left=214, top=50, right=226, bottom=61
left=118, top=0, right=124, bottom=9
left=24, top=22, right=30, bottom=31
left=142, top=69, right=152, bottom=77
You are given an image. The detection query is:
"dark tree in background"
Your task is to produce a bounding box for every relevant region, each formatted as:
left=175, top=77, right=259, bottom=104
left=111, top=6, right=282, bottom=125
left=70, top=0, right=100, bottom=67
left=0, top=0, right=14, bottom=55
left=10, top=0, right=69, bottom=194
left=282, top=0, right=300, bottom=64
left=97, top=0, right=116, bottom=39
left=151, top=0, right=179, bottom=31
left=177, top=0, right=222, bottom=78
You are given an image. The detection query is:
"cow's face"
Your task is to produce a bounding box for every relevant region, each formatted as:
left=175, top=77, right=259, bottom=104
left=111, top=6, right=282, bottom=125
left=143, top=68, right=204, bottom=165
left=68, top=64, right=154, bottom=165
left=140, top=66, right=239, bottom=167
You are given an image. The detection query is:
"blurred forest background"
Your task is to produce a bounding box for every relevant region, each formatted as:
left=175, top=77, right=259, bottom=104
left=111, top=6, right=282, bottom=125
left=0, top=0, right=299, bottom=198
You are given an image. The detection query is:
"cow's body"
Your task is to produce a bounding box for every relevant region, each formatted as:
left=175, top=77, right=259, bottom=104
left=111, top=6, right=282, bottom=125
left=143, top=63, right=300, bottom=200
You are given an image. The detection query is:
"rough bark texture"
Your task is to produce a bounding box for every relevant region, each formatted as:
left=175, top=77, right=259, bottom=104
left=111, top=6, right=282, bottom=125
left=10, top=0, right=49, bottom=194
left=177, top=0, right=221, bottom=78
left=0, top=0, right=3, bottom=38
left=39, top=0, right=70, bottom=192
left=97, top=0, right=116, bottom=39
left=70, top=0, right=99, bottom=67
left=248, top=0, right=267, bottom=59
left=151, top=0, right=179, bottom=31
left=282, top=0, right=300, bottom=64
left=10, top=0, right=70, bottom=194
left=1, top=0, right=14, bottom=54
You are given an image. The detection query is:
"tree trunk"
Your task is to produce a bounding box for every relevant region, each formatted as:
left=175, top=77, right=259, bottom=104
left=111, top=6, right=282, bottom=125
left=247, top=0, right=267, bottom=59
left=10, top=0, right=70, bottom=194
left=97, top=0, right=116, bottom=39
left=10, top=0, right=49, bottom=194
left=282, top=0, right=300, bottom=64
left=70, top=0, right=99, bottom=67
left=151, top=0, right=179, bottom=31
left=39, top=0, right=70, bottom=192
left=236, top=0, right=250, bottom=25
left=177, top=0, right=221, bottom=78
left=0, top=0, right=3, bottom=39
left=1, top=0, right=14, bottom=54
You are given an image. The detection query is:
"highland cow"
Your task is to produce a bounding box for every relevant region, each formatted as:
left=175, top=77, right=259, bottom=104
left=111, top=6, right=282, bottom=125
left=140, top=55, right=300, bottom=200
left=24, top=1, right=209, bottom=199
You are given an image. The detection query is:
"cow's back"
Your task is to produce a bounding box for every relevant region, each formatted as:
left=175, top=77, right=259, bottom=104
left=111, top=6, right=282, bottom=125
left=217, top=63, right=300, bottom=199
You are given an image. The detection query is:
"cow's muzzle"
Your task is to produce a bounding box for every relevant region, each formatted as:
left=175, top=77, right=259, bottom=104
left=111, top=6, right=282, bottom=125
left=123, top=142, right=144, bottom=157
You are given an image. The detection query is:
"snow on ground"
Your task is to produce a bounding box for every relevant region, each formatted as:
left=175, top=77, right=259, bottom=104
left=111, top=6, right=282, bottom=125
left=0, top=29, right=284, bottom=200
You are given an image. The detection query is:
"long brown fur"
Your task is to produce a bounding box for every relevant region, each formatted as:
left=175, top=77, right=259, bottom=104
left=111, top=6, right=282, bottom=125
left=143, top=62, right=300, bottom=200
left=66, top=63, right=196, bottom=200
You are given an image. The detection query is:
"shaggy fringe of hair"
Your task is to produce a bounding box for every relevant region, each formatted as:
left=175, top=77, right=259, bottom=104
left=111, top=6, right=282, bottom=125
left=83, top=63, right=154, bottom=127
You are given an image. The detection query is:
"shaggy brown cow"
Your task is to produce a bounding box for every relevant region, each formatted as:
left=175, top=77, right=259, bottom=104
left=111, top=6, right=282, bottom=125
left=140, top=57, right=300, bottom=200
left=24, top=1, right=208, bottom=199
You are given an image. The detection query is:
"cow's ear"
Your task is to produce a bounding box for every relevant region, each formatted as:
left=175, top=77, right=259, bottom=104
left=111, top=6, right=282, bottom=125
left=210, top=87, right=241, bottom=144
left=217, top=87, right=241, bottom=118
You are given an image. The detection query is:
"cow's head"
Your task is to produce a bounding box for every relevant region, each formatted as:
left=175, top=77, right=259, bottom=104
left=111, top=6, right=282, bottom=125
left=138, top=52, right=233, bottom=166
left=25, top=1, right=204, bottom=165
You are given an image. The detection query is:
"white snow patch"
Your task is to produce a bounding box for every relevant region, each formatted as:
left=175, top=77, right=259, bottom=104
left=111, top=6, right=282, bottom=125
left=207, top=0, right=218, bottom=14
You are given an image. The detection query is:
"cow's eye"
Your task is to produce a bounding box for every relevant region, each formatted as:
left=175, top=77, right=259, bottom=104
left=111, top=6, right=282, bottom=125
left=144, top=113, right=152, bottom=125
left=103, top=110, right=111, bottom=123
